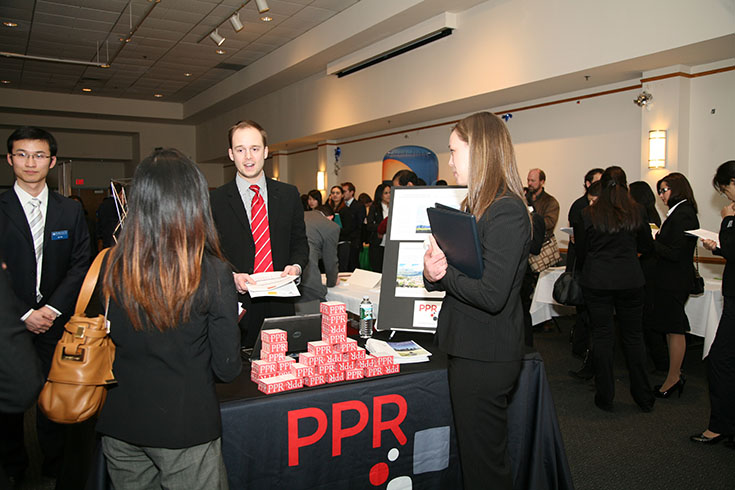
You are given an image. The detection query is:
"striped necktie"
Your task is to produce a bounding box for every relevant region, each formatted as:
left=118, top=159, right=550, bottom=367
left=250, top=185, right=274, bottom=273
left=29, top=197, right=44, bottom=302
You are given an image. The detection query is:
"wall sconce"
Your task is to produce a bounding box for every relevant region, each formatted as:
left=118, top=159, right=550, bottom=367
left=317, top=171, right=326, bottom=191
left=648, top=130, right=666, bottom=169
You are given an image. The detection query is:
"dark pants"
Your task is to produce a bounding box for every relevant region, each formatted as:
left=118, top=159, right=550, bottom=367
left=583, top=286, right=654, bottom=409
left=368, top=244, right=384, bottom=274
left=642, top=280, right=668, bottom=371
left=337, top=242, right=351, bottom=272
left=707, top=296, right=735, bottom=435
left=447, top=355, right=521, bottom=490
left=570, top=305, right=591, bottom=357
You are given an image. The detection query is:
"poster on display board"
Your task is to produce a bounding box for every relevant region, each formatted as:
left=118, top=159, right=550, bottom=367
left=377, top=186, right=467, bottom=333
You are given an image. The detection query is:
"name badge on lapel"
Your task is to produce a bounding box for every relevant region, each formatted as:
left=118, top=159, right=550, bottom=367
left=51, top=230, right=69, bottom=241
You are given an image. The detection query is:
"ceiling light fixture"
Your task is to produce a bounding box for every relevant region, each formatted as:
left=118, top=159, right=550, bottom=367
left=184, top=72, right=192, bottom=77
left=1, top=80, right=12, bottom=84
left=229, top=13, right=244, bottom=32
left=3, top=21, right=18, bottom=27
left=260, top=15, right=272, bottom=22
left=154, top=93, right=163, bottom=98
left=255, top=0, right=270, bottom=14
left=209, top=28, right=225, bottom=46
left=216, top=49, right=226, bottom=55
left=82, top=88, right=92, bottom=92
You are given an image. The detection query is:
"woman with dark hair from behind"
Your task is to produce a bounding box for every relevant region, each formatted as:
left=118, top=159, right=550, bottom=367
left=423, top=112, right=530, bottom=488
left=630, top=181, right=668, bottom=374
left=653, top=172, right=699, bottom=398
left=366, top=183, right=391, bottom=272
left=691, top=160, right=735, bottom=446
left=574, top=166, right=655, bottom=412
left=96, top=149, right=241, bottom=488
left=306, top=189, right=322, bottom=210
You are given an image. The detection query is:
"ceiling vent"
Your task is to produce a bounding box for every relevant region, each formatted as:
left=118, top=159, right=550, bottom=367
left=327, top=12, right=457, bottom=78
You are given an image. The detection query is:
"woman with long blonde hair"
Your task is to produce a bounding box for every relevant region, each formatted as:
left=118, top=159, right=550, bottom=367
left=96, top=149, right=241, bottom=489
left=423, top=112, right=530, bottom=489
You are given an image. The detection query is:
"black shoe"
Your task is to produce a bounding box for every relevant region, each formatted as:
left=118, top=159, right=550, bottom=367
left=568, top=365, right=594, bottom=381
left=594, top=395, right=614, bottom=412
left=690, top=432, right=732, bottom=444
left=654, top=377, right=686, bottom=398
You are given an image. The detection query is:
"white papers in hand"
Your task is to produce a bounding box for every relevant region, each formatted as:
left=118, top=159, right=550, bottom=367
left=248, top=272, right=300, bottom=298
left=686, top=229, right=720, bottom=248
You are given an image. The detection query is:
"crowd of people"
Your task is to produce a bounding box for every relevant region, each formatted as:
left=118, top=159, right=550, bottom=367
left=1, top=121, right=732, bottom=490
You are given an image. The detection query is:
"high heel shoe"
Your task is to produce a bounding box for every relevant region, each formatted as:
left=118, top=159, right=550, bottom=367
left=690, top=432, right=733, bottom=444
left=654, top=377, right=686, bottom=398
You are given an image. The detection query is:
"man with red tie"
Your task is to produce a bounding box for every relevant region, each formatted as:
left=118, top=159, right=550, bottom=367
left=210, top=120, right=308, bottom=348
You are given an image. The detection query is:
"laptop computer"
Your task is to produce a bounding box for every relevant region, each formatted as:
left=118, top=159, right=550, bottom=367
left=249, top=313, right=323, bottom=362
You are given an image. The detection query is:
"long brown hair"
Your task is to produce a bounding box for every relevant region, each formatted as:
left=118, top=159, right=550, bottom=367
left=103, top=149, right=224, bottom=331
left=587, top=166, right=642, bottom=233
left=452, top=112, right=526, bottom=219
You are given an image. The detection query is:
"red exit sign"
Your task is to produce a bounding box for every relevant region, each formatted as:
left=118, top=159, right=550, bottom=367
left=75, top=179, right=84, bottom=185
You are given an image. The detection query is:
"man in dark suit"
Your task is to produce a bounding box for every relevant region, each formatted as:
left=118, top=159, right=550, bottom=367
left=0, top=126, right=91, bottom=483
left=342, top=181, right=365, bottom=271
left=210, top=120, right=308, bottom=348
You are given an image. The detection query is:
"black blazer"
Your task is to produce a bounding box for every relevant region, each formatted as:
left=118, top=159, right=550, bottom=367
left=0, top=260, right=44, bottom=413
left=654, top=201, right=699, bottom=292
left=365, top=204, right=385, bottom=248
left=210, top=178, right=308, bottom=279
left=0, top=189, right=91, bottom=342
left=574, top=204, right=654, bottom=290
left=347, top=199, right=365, bottom=246
left=96, top=255, right=241, bottom=448
left=425, top=193, right=530, bottom=362
left=714, top=215, right=734, bottom=298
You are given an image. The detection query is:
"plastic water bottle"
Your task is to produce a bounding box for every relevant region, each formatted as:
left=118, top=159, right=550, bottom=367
left=359, top=296, right=374, bottom=339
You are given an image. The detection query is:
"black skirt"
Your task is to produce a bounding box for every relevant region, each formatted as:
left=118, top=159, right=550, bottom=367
left=653, top=288, right=690, bottom=334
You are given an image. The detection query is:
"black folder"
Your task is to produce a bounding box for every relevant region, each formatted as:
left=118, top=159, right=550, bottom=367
left=426, top=205, right=484, bottom=279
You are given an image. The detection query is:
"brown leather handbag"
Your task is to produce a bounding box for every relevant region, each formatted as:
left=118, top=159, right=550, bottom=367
left=38, top=248, right=116, bottom=424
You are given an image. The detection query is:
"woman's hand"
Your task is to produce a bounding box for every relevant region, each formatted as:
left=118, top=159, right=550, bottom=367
left=722, top=202, right=735, bottom=218
left=423, top=235, right=448, bottom=282
left=701, top=238, right=718, bottom=252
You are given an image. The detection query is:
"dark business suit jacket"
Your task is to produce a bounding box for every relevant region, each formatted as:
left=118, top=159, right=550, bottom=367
left=654, top=201, right=699, bottom=293
left=210, top=178, right=308, bottom=313
left=0, top=189, right=91, bottom=345
left=574, top=204, right=654, bottom=290
left=0, top=260, right=43, bottom=414
left=714, top=215, right=734, bottom=298
left=96, top=255, right=241, bottom=448
left=425, top=193, right=531, bottom=362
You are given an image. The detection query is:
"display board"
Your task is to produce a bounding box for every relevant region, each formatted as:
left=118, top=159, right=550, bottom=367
left=377, top=186, right=467, bottom=333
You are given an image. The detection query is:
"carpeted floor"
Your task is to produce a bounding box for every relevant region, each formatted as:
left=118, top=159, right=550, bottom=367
left=16, top=314, right=734, bottom=489
left=534, top=315, right=734, bottom=490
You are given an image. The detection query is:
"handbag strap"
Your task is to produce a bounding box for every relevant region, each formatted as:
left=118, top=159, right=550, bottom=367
left=694, top=246, right=700, bottom=273
left=74, top=248, right=111, bottom=316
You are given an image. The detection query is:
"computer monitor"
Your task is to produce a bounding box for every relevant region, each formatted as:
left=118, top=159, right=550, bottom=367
left=250, top=313, right=322, bottom=362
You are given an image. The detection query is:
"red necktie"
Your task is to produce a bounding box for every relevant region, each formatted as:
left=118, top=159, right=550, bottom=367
left=250, top=185, right=274, bottom=273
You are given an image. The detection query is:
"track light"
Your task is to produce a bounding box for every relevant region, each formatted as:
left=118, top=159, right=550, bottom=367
left=255, top=0, right=270, bottom=14
left=209, top=29, right=225, bottom=46
left=229, top=13, right=244, bottom=32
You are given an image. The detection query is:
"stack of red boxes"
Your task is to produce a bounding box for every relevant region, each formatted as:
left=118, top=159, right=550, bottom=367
left=252, top=301, right=399, bottom=394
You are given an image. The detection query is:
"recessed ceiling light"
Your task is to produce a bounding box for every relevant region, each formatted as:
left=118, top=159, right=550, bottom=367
left=82, top=88, right=92, bottom=92
left=184, top=72, right=192, bottom=77
left=1, top=80, right=11, bottom=84
left=260, top=16, right=272, bottom=22
left=3, top=21, right=18, bottom=27
left=154, top=93, right=163, bottom=98
left=216, top=49, right=226, bottom=55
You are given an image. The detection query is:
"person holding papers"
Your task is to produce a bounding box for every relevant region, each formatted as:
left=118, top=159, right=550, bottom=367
left=210, top=120, right=308, bottom=348
left=691, top=161, right=735, bottom=447
left=423, top=112, right=530, bottom=490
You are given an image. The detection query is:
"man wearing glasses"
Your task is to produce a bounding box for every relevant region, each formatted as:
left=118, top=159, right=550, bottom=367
left=0, top=127, right=90, bottom=486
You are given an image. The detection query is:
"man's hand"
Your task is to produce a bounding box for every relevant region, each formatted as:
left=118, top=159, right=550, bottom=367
left=233, top=273, right=256, bottom=294
left=423, top=235, right=448, bottom=282
left=281, top=265, right=300, bottom=277
left=25, top=307, right=57, bottom=334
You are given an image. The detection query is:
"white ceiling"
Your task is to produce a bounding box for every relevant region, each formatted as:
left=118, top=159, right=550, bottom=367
left=0, top=0, right=359, bottom=102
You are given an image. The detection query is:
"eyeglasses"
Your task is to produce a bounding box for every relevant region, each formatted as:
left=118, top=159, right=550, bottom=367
left=10, top=152, right=51, bottom=162
left=658, top=187, right=670, bottom=195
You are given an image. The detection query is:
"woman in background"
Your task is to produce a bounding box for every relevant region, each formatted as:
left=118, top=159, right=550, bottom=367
left=306, top=189, right=322, bottom=210
left=423, top=112, right=530, bottom=489
left=691, top=161, right=735, bottom=446
left=574, top=166, right=655, bottom=412
left=653, top=173, right=699, bottom=398
left=97, top=149, right=241, bottom=489
left=366, top=183, right=391, bottom=272
left=328, top=185, right=346, bottom=213
left=630, top=181, right=667, bottom=374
